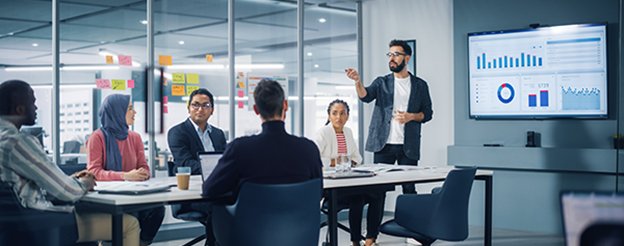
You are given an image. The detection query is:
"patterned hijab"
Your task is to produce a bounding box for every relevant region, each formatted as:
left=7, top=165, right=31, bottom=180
left=98, top=94, right=130, bottom=171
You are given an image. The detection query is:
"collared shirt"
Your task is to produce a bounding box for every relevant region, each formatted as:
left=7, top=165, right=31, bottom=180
left=189, top=117, right=215, bottom=152
left=0, top=118, right=86, bottom=212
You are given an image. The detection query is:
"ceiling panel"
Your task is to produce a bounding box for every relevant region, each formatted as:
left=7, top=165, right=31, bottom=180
left=61, top=0, right=144, bottom=7
left=16, top=24, right=145, bottom=43
left=0, top=37, right=98, bottom=53
left=0, top=19, right=47, bottom=36
left=0, top=1, right=108, bottom=22
left=0, top=48, right=51, bottom=65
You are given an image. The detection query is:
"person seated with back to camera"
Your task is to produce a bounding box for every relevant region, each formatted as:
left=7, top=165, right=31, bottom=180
left=313, top=99, right=385, bottom=246
left=0, top=80, right=140, bottom=246
left=86, top=94, right=165, bottom=246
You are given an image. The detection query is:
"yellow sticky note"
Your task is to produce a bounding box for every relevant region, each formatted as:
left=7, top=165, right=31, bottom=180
left=172, top=73, right=185, bottom=84
left=237, top=81, right=245, bottom=88
left=172, top=85, right=185, bottom=96
left=206, top=54, right=213, bottom=63
left=106, top=56, right=114, bottom=64
left=187, top=74, right=199, bottom=84
left=112, top=79, right=126, bottom=90
left=159, top=55, right=172, bottom=66
left=186, top=85, right=199, bottom=96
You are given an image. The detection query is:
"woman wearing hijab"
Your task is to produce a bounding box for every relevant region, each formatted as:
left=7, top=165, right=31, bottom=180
left=86, top=94, right=165, bottom=246
left=313, top=99, right=384, bottom=246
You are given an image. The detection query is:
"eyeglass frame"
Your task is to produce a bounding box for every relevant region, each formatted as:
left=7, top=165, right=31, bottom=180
left=190, top=102, right=212, bottom=110
left=386, top=52, right=407, bottom=58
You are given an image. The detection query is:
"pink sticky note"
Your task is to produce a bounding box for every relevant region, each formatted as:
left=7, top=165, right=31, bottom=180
left=95, top=79, right=111, bottom=89
left=163, top=96, right=168, bottom=104
left=238, top=101, right=244, bottom=109
left=238, top=90, right=244, bottom=98
left=118, top=55, right=132, bottom=66
left=127, top=79, right=135, bottom=88
left=163, top=106, right=169, bottom=114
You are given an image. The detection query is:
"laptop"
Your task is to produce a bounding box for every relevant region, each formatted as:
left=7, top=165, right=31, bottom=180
left=323, top=171, right=375, bottom=179
left=198, top=151, right=223, bottom=182
left=560, top=191, right=624, bottom=246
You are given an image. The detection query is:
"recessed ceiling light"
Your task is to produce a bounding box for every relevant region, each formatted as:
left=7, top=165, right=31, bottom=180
left=318, top=18, right=326, bottom=23
left=141, top=20, right=148, bottom=25
left=179, top=41, right=185, bottom=45
left=314, top=64, right=319, bottom=68
left=307, top=52, right=313, bottom=56
left=32, top=43, right=38, bottom=47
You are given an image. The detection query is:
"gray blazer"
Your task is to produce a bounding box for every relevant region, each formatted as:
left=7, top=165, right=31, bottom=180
left=360, top=72, right=433, bottom=160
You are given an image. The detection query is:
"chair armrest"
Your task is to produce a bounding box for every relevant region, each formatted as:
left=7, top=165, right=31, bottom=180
left=394, top=193, right=440, bottom=230
left=431, top=187, right=442, bottom=194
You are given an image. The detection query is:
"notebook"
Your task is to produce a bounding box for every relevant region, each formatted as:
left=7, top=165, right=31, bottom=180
left=198, top=151, right=223, bottom=182
left=560, top=191, right=624, bottom=246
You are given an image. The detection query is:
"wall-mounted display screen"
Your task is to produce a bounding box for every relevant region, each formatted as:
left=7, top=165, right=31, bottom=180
left=468, top=23, right=607, bottom=119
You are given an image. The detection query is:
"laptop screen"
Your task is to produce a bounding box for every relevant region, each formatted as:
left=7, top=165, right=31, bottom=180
left=198, top=151, right=223, bottom=182
left=561, top=191, right=624, bottom=246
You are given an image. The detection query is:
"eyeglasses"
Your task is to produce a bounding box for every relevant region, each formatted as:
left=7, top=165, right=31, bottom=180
left=190, top=103, right=211, bottom=110
left=386, top=52, right=406, bottom=58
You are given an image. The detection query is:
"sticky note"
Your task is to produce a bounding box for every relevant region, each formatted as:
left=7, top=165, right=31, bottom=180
left=206, top=54, right=213, bottom=63
left=112, top=79, right=126, bottom=90
left=238, top=101, right=244, bottom=109
left=237, top=72, right=245, bottom=79
left=96, top=79, right=111, bottom=89
left=118, top=55, right=132, bottom=66
left=127, top=79, right=135, bottom=88
left=172, top=73, right=185, bottom=84
left=106, top=56, right=114, bottom=64
left=186, top=85, right=199, bottom=96
left=238, top=90, right=244, bottom=98
left=163, top=96, right=168, bottom=104
left=186, top=73, right=199, bottom=84
left=237, top=81, right=245, bottom=88
left=163, top=106, right=168, bottom=114
left=159, top=55, right=172, bottom=66
left=172, top=85, right=185, bottom=96
left=163, top=76, right=167, bottom=86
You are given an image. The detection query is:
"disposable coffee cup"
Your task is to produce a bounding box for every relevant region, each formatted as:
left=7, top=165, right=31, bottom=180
left=177, top=167, right=191, bottom=190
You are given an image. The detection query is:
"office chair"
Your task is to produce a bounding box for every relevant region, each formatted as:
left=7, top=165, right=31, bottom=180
left=319, top=199, right=365, bottom=245
left=0, top=180, right=81, bottom=246
left=59, top=163, right=88, bottom=176
left=580, top=223, right=624, bottom=246
left=379, top=167, right=477, bottom=246
left=167, top=161, right=208, bottom=246
left=212, top=179, right=322, bottom=246
left=63, top=140, right=82, bottom=154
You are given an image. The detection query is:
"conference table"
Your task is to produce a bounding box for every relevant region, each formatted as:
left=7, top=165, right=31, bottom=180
left=79, top=167, right=493, bottom=246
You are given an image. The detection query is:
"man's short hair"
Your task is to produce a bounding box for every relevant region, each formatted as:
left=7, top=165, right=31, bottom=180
left=0, top=80, right=31, bottom=116
left=389, top=39, right=412, bottom=56
left=254, top=79, right=284, bottom=119
left=188, top=88, right=214, bottom=107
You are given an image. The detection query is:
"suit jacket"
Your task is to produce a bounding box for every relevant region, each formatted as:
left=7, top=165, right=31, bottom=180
left=360, top=72, right=433, bottom=160
left=202, top=121, right=323, bottom=201
left=168, top=118, right=227, bottom=175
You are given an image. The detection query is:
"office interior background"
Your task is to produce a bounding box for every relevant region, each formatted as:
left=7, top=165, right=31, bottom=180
left=0, top=0, right=622, bottom=240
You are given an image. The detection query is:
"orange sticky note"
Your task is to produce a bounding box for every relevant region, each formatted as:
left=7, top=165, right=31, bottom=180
left=238, top=101, right=244, bottom=109
left=106, top=56, right=114, bottom=64
left=163, top=106, right=168, bottom=114
left=206, top=54, right=213, bottom=63
left=112, top=79, right=126, bottom=90
left=186, top=85, right=199, bottom=96
left=127, top=79, right=135, bottom=88
left=163, top=96, right=168, bottom=104
left=237, top=81, right=245, bottom=88
left=96, top=79, right=111, bottom=89
left=118, top=55, right=132, bottom=66
left=238, top=90, right=244, bottom=98
left=172, top=85, right=185, bottom=96
left=159, top=55, right=172, bottom=66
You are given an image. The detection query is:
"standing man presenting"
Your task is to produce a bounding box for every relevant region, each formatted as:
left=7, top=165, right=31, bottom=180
left=345, top=39, right=433, bottom=194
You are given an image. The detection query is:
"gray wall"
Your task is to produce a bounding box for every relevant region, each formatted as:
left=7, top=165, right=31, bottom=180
left=452, top=0, right=620, bottom=234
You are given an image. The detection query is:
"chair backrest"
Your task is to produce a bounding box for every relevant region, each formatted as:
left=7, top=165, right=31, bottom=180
left=58, top=163, right=88, bottom=176
left=397, top=167, right=477, bottom=241
left=167, top=161, right=175, bottom=177
left=213, top=178, right=322, bottom=246
left=63, top=140, right=81, bottom=154
left=580, top=223, right=624, bottom=246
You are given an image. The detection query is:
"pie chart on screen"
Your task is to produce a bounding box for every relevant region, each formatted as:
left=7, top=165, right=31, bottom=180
left=497, top=83, right=515, bottom=104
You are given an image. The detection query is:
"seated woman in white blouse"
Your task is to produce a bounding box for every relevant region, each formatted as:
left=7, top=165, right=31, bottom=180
left=313, top=99, right=384, bottom=246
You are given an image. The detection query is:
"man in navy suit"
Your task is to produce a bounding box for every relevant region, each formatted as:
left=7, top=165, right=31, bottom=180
left=167, top=88, right=226, bottom=246
left=203, top=79, right=322, bottom=201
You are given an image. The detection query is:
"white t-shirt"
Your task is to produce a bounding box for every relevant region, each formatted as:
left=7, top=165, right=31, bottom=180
left=387, top=76, right=411, bottom=144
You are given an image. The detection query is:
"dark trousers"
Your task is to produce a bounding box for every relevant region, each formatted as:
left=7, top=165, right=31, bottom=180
left=343, top=192, right=387, bottom=242
left=134, top=206, right=166, bottom=245
left=374, top=144, right=419, bottom=194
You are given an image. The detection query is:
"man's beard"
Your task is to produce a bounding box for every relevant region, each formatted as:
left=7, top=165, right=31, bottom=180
left=389, top=59, right=405, bottom=73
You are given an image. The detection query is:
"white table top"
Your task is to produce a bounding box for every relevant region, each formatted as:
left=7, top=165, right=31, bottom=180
left=81, top=166, right=493, bottom=206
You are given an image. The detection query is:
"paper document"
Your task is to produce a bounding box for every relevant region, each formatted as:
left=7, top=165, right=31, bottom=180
left=96, top=181, right=170, bottom=195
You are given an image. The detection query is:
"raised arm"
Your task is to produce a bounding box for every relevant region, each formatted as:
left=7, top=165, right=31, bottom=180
left=345, top=68, right=367, bottom=98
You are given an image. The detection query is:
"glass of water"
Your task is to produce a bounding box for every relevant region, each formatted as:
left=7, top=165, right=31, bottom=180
left=336, top=155, right=351, bottom=173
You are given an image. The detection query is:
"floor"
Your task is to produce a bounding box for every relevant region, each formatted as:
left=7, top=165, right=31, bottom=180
left=151, top=215, right=565, bottom=246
